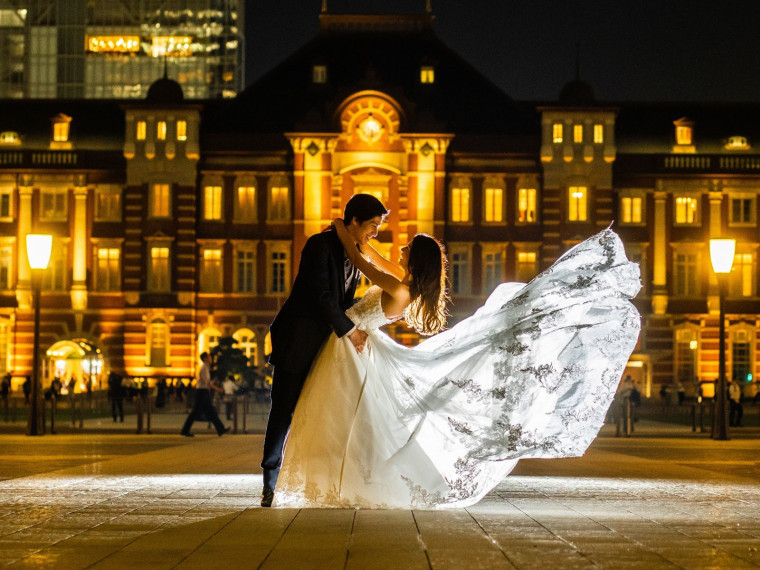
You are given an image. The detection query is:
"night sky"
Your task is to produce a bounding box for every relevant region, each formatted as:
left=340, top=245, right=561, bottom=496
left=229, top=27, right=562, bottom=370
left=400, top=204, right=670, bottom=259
left=245, top=0, right=760, bottom=103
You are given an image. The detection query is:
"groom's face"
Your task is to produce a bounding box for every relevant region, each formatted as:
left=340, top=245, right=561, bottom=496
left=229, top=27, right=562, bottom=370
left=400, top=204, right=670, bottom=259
left=347, top=215, right=383, bottom=246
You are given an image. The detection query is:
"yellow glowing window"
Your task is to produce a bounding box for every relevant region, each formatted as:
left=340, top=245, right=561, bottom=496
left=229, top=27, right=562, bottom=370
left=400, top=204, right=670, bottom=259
left=96, top=248, right=120, bottom=291
left=573, top=124, right=583, bottom=143
left=621, top=197, right=643, bottom=223
left=733, top=253, right=754, bottom=297
left=312, top=65, right=327, bottom=83
left=568, top=186, right=588, bottom=221
left=270, top=186, right=289, bottom=220
left=552, top=123, right=563, bottom=143
left=136, top=121, right=146, bottom=141
left=518, top=251, right=536, bottom=263
left=149, top=247, right=170, bottom=292
left=236, top=186, right=256, bottom=221
left=451, top=187, right=470, bottom=222
left=157, top=121, right=167, bottom=141
left=53, top=122, right=69, bottom=142
left=675, top=196, right=698, bottom=224
left=484, top=187, right=503, bottom=222
left=594, top=124, right=604, bottom=144
left=151, top=183, right=170, bottom=217
left=420, top=66, right=435, bottom=84
left=676, top=126, right=692, bottom=145
left=518, top=188, right=537, bottom=223
left=151, top=36, right=192, bottom=58
left=516, top=251, right=537, bottom=282
left=204, top=186, right=222, bottom=220
left=176, top=120, right=187, bottom=141
left=201, top=248, right=223, bottom=292
left=87, top=35, right=140, bottom=53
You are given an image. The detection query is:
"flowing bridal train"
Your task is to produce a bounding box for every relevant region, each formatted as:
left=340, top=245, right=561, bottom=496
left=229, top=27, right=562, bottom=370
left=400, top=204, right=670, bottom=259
left=275, top=229, right=641, bottom=509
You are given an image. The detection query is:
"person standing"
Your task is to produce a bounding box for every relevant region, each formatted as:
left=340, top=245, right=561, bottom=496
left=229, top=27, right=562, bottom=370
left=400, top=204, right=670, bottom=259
left=260, top=194, right=388, bottom=507
left=222, top=376, right=236, bottom=421
left=107, top=372, right=124, bottom=423
left=728, top=378, right=744, bottom=427
left=1, top=373, right=11, bottom=421
left=180, top=352, right=229, bottom=437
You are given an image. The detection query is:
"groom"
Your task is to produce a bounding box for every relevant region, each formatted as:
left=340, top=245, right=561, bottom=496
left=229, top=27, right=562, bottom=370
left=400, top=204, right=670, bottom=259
left=260, top=193, right=389, bottom=507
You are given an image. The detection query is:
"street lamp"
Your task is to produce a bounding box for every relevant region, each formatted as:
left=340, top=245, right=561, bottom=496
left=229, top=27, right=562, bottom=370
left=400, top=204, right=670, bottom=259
left=26, top=234, right=52, bottom=436
left=709, top=238, right=735, bottom=441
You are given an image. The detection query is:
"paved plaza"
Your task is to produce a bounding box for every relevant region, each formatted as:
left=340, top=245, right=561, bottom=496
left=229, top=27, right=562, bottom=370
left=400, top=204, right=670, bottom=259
left=0, top=417, right=759, bottom=569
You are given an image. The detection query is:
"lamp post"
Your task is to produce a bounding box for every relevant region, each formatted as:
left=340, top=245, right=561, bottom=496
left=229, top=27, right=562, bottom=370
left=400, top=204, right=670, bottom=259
left=709, top=238, right=735, bottom=441
left=26, top=234, right=52, bottom=436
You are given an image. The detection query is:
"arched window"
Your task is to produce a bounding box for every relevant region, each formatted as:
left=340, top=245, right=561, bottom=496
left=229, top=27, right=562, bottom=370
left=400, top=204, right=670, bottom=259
left=199, top=327, right=222, bottom=358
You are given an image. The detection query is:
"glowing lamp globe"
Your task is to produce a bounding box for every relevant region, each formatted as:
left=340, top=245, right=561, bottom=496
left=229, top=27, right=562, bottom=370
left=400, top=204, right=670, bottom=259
left=26, top=234, right=53, bottom=270
left=709, top=239, right=736, bottom=274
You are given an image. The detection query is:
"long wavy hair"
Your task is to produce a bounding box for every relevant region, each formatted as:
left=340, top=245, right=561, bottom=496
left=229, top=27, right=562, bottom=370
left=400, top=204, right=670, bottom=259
left=404, top=234, right=450, bottom=336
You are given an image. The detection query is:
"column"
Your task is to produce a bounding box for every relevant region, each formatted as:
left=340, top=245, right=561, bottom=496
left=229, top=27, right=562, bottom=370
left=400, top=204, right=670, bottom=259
left=16, top=179, right=33, bottom=309
left=707, top=189, right=724, bottom=313
left=71, top=180, right=88, bottom=311
left=652, top=190, right=668, bottom=314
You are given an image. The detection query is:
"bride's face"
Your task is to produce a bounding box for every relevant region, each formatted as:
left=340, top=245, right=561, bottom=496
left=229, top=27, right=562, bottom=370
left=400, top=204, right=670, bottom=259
left=399, top=243, right=411, bottom=270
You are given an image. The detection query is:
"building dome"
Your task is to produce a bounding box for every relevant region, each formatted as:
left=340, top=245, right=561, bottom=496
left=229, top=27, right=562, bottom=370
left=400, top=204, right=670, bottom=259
left=146, top=76, right=184, bottom=104
left=559, top=79, right=595, bottom=107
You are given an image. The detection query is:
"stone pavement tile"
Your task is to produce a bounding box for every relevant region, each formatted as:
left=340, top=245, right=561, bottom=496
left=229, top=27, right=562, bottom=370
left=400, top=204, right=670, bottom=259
left=345, top=509, right=428, bottom=569
left=9, top=545, right=124, bottom=569
left=178, top=508, right=298, bottom=569
left=90, top=512, right=239, bottom=569
left=412, top=510, right=515, bottom=568
left=260, top=509, right=355, bottom=569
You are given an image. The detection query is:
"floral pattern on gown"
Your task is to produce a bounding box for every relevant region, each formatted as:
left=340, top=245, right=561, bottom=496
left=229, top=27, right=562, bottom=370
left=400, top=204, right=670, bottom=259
left=275, top=229, right=641, bottom=509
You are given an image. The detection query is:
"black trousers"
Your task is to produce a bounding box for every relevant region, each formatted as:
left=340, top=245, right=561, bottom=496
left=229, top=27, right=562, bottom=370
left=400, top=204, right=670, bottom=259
left=111, top=397, right=123, bottom=421
left=261, top=367, right=307, bottom=489
left=729, top=400, right=744, bottom=427
left=181, top=389, right=225, bottom=435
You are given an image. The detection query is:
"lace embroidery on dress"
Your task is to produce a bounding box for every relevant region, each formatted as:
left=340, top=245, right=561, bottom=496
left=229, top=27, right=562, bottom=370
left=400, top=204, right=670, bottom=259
left=345, top=285, right=391, bottom=331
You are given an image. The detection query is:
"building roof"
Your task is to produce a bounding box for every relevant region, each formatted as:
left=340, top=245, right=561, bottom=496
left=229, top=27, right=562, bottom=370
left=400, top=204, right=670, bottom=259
left=205, top=12, right=538, bottom=142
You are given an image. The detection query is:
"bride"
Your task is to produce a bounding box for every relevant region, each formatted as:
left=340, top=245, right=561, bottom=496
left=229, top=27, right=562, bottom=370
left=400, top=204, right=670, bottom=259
left=275, top=222, right=641, bottom=509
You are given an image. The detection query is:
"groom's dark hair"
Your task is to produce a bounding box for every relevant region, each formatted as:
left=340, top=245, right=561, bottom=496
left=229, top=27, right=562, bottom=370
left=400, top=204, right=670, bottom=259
left=343, top=193, right=389, bottom=225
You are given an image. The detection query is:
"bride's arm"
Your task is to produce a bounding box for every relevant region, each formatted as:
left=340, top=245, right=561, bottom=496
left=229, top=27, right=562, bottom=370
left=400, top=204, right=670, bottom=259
left=361, top=242, right=405, bottom=281
left=333, top=219, right=407, bottom=298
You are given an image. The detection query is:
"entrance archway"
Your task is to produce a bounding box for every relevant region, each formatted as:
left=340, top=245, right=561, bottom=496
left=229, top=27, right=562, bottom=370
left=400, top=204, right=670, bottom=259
left=46, top=339, right=103, bottom=394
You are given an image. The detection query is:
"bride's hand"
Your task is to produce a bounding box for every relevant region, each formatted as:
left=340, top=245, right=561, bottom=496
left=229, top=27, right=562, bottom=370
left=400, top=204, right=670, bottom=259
left=333, top=218, right=362, bottom=261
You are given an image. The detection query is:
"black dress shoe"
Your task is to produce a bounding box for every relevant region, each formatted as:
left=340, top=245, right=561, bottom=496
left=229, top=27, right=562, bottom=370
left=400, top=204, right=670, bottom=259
left=218, top=426, right=231, bottom=437
left=180, top=431, right=194, bottom=437
left=261, top=486, right=274, bottom=508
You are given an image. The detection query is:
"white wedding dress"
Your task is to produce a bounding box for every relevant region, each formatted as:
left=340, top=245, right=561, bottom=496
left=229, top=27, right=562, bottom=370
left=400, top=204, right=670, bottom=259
left=275, top=229, right=641, bottom=509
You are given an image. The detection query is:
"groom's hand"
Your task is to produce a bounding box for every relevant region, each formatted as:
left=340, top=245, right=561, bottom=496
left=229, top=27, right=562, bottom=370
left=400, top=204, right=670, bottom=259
left=348, top=329, right=368, bottom=353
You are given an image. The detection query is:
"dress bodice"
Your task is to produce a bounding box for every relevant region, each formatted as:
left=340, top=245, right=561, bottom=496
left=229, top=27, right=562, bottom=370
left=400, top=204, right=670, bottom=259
left=345, top=285, right=390, bottom=331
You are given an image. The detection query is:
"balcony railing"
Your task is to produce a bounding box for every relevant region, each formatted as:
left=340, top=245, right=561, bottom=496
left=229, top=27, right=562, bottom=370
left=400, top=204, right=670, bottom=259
left=0, top=149, right=125, bottom=170
left=618, top=153, right=760, bottom=174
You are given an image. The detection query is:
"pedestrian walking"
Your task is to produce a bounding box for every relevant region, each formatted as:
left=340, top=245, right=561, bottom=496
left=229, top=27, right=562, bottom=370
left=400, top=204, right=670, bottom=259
left=180, top=353, right=229, bottom=437
left=1, top=373, right=11, bottom=421
left=729, top=379, right=744, bottom=427
left=22, top=376, right=31, bottom=404
left=107, top=372, right=124, bottom=423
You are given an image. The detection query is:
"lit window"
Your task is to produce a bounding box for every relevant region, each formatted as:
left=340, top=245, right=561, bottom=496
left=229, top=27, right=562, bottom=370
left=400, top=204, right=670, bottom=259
left=94, top=188, right=121, bottom=222
left=40, top=189, right=67, bottom=221
left=675, top=196, right=698, bottom=224
left=235, top=186, right=256, bottom=222
left=0, top=247, right=12, bottom=290
left=573, top=124, right=583, bottom=143
left=731, top=253, right=755, bottom=297
left=482, top=249, right=503, bottom=294
left=674, top=253, right=697, bottom=296
left=451, top=187, right=470, bottom=222
left=568, top=186, right=587, bottom=221
left=235, top=247, right=255, bottom=293
left=269, top=248, right=288, bottom=294
left=157, top=121, right=167, bottom=141
left=552, top=123, right=563, bottom=143
left=176, top=120, right=187, bottom=141
left=0, top=131, right=21, bottom=145
left=150, top=36, right=192, bottom=57
left=731, top=330, right=752, bottom=383
left=518, top=188, right=536, bottom=223
left=593, top=124, right=604, bottom=144
left=87, top=35, right=140, bottom=53
left=203, top=185, right=223, bottom=221
left=516, top=251, right=537, bottom=283
left=53, top=122, right=69, bottom=142
left=676, top=126, right=692, bottom=145
left=269, top=185, right=289, bottom=221
left=43, top=241, right=66, bottom=291
left=621, top=196, right=643, bottom=224
left=420, top=66, right=435, bottom=84
left=730, top=196, right=755, bottom=225
left=484, top=187, right=503, bottom=223
left=450, top=249, right=470, bottom=295
left=312, top=65, right=327, bottom=83
left=726, top=136, right=750, bottom=150
left=136, top=121, right=146, bottom=141
left=674, top=328, right=697, bottom=386
left=149, top=319, right=168, bottom=367
left=200, top=248, right=223, bottom=292
left=150, top=183, right=170, bottom=218
left=95, top=247, right=120, bottom=291
left=149, top=246, right=170, bottom=292
left=0, top=190, right=12, bottom=219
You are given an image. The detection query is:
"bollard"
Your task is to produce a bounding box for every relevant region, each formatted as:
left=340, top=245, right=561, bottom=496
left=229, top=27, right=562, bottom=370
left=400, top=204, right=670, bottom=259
left=691, top=403, right=696, bottom=432
left=242, top=394, right=248, bottom=434
left=136, top=394, right=143, bottom=434
left=145, top=392, right=152, bottom=435
left=50, top=395, right=57, bottom=434
left=232, top=394, right=238, bottom=434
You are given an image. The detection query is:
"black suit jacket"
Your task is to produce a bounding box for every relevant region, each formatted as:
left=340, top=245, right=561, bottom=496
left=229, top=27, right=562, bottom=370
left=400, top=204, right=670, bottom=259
left=268, top=229, right=359, bottom=374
